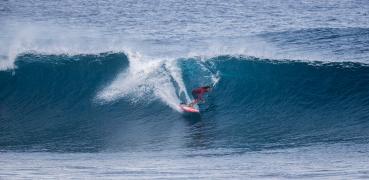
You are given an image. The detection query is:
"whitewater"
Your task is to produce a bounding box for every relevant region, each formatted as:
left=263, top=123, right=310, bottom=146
left=1, top=0, right=369, bottom=179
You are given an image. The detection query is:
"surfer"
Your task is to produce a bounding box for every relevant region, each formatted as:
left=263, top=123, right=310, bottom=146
left=188, top=86, right=212, bottom=107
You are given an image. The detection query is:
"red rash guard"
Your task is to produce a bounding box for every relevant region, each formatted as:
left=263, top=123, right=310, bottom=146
left=192, top=87, right=210, bottom=101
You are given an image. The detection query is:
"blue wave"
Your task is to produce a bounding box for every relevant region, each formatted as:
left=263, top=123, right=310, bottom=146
left=1, top=53, right=369, bottom=152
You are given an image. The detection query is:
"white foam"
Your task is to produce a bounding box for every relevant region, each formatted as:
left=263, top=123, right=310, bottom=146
left=0, top=21, right=140, bottom=70
left=0, top=20, right=331, bottom=72
left=96, top=52, right=187, bottom=111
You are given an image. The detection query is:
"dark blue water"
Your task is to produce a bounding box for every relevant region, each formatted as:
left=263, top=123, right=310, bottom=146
left=1, top=0, right=369, bottom=179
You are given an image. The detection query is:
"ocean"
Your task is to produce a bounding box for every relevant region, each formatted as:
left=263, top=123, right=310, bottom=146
left=1, top=0, right=369, bottom=179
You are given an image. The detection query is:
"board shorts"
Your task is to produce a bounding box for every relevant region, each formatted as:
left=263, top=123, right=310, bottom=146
left=192, top=91, right=199, bottom=100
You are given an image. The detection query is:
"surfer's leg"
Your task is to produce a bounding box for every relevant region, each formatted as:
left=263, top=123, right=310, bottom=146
left=189, top=99, right=198, bottom=107
left=189, top=92, right=198, bottom=106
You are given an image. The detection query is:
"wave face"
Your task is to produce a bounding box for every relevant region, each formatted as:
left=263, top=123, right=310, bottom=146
left=1, top=53, right=369, bottom=152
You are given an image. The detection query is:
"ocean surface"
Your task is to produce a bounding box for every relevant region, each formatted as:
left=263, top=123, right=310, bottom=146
left=1, top=0, right=369, bottom=179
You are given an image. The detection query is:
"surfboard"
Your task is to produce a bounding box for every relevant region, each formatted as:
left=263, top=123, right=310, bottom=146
left=179, top=104, right=200, bottom=113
